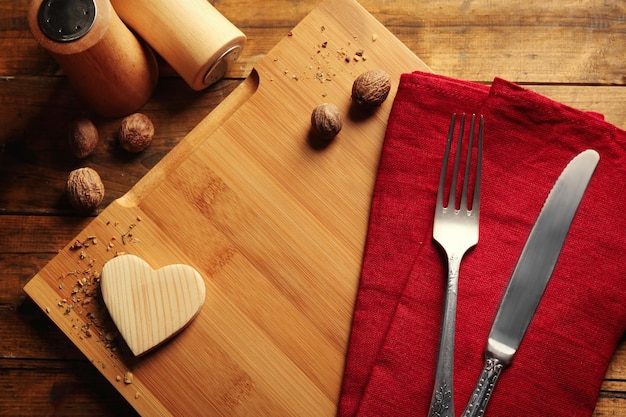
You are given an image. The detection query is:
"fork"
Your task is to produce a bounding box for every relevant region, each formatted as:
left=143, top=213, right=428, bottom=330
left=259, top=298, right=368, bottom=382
left=427, top=113, right=483, bottom=417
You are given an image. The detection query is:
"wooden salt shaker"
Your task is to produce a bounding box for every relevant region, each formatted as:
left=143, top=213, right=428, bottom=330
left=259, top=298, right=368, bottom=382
left=110, top=0, right=246, bottom=90
left=28, top=0, right=159, bottom=117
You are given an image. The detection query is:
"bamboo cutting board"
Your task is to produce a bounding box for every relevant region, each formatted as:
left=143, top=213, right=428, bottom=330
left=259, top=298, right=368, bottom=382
left=24, top=0, right=430, bottom=415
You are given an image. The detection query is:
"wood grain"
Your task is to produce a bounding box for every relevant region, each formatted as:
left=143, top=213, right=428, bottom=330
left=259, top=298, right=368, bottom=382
left=1, top=0, right=625, bottom=416
left=100, top=254, right=206, bottom=356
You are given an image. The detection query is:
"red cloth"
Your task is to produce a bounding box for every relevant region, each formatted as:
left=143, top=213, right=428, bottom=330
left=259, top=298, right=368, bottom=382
left=339, top=71, right=626, bottom=417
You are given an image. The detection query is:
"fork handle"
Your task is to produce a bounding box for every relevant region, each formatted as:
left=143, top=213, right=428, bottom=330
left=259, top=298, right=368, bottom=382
left=428, top=254, right=461, bottom=417
left=461, top=357, right=505, bottom=417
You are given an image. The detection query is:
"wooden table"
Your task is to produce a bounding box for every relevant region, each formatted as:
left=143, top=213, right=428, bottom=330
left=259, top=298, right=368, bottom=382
left=1, top=0, right=624, bottom=415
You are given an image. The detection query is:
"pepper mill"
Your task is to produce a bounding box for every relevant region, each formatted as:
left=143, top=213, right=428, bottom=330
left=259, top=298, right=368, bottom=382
left=110, top=0, right=246, bottom=90
left=28, top=0, right=159, bottom=117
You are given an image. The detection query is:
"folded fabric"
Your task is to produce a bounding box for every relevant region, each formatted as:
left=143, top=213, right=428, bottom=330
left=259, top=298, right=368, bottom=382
left=339, top=71, right=626, bottom=417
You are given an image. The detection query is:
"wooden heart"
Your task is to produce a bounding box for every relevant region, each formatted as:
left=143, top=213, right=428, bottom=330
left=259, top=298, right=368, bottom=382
left=100, top=254, right=206, bottom=356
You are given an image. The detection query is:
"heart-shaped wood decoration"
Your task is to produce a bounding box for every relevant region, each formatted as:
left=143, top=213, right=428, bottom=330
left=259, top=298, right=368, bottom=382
left=100, top=254, right=206, bottom=356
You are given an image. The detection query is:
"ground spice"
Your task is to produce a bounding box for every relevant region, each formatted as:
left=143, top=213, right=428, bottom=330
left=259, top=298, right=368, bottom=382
left=55, top=218, right=143, bottom=353
left=124, top=372, right=134, bottom=384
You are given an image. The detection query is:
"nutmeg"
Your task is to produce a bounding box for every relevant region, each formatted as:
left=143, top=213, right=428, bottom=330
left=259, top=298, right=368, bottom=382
left=311, top=103, right=342, bottom=140
left=351, top=69, right=392, bottom=107
left=68, top=118, right=98, bottom=159
left=118, top=113, right=154, bottom=153
left=66, top=167, right=105, bottom=212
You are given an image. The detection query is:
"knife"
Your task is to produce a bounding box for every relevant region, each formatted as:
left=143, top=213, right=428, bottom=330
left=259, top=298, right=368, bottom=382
left=461, top=149, right=600, bottom=417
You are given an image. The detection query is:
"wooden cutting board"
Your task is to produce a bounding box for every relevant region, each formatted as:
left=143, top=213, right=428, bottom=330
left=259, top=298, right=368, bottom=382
left=24, top=0, right=430, bottom=415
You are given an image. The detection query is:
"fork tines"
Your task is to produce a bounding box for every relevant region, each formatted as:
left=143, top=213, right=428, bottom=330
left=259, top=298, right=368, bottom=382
left=437, top=113, right=484, bottom=215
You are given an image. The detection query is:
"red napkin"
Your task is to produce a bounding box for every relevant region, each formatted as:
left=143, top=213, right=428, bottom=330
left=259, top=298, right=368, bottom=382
left=339, top=71, right=626, bottom=417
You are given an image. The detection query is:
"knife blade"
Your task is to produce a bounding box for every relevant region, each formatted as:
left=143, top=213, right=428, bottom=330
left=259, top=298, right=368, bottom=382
left=461, top=149, right=600, bottom=417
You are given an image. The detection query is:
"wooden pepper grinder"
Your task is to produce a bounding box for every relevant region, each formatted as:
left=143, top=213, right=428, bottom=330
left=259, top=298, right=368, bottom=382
left=110, top=0, right=246, bottom=90
left=28, top=0, right=159, bottom=117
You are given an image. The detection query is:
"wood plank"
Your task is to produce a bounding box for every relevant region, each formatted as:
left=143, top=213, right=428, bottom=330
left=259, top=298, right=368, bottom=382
left=594, top=396, right=626, bottom=417
left=0, top=215, right=93, bottom=362
left=0, top=77, right=242, bottom=213
left=607, top=340, right=626, bottom=379
left=0, top=215, right=92, bottom=253
left=0, top=358, right=139, bottom=417
left=528, top=86, right=626, bottom=130
left=2, top=1, right=625, bottom=84
left=0, top=215, right=92, bottom=309
left=1, top=299, right=85, bottom=360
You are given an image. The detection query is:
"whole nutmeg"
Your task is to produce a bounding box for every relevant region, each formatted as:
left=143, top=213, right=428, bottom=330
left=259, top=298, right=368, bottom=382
left=311, top=103, right=342, bottom=140
left=66, top=167, right=105, bottom=212
left=118, top=113, right=154, bottom=153
left=351, top=69, right=392, bottom=107
left=68, top=118, right=98, bottom=158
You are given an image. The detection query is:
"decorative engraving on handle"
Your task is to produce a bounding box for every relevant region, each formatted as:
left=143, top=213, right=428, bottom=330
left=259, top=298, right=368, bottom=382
left=462, top=358, right=504, bottom=417
left=428, top=253, right=461, bottom=417
left=430, top=380, right=453, bottom=417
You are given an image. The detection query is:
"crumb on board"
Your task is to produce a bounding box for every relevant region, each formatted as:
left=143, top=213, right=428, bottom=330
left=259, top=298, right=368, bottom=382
left=273, top=22, right=380, bottom=95
left=54, top=218, right=143, bottom=355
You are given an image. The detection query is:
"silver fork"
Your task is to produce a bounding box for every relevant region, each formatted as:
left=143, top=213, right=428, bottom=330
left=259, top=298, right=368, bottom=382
left=428, top=113, right=483, bottom=417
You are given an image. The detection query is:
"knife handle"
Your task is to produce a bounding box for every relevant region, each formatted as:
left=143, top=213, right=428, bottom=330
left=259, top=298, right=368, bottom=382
left=461, top=357, right=504, bottom=417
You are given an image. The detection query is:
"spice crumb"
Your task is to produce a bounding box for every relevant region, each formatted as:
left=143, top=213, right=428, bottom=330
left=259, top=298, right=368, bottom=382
left=124, top=372, right=133, bottom=384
